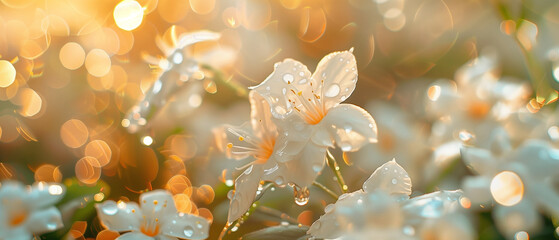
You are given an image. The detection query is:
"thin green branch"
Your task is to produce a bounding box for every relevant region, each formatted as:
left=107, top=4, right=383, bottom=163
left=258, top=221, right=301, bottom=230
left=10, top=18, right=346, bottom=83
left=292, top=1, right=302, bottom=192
left=326, top=150, right=348, bottom=193
left=312, top=181, right=339, bottom=200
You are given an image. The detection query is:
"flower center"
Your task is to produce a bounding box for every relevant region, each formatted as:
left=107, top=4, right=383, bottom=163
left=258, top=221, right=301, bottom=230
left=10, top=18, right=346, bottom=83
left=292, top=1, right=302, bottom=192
left=467, top=101, right=490, bottom=120
left=254, top=137, right=276, bottom=164
left=140, top=216, right=160, bottom=237
left=9, top=212, right=27, bottom=226
left=285, top=80, right=327, bottom=125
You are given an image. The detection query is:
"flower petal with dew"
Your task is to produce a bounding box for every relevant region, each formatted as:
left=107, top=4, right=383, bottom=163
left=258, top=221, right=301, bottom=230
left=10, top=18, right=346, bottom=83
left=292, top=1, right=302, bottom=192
left=250, top=49, right=377, bottom=154
left=96, top=189, right=209, bottom=240
left=0, top=181, right=65, bottom=240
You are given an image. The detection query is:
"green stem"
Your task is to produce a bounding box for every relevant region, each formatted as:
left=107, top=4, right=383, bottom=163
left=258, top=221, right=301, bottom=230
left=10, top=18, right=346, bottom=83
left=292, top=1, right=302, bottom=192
left=326, top=150, right=348, bottom=193
left=256, top=206, right=299, bottom=225
left=312, top=181, right=339, bottom=199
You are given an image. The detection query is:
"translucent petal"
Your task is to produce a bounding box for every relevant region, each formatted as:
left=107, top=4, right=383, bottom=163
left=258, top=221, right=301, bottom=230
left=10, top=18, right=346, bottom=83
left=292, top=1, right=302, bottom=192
left=249, top=59, right=312, bottom=119
left=310, top=50, right=358, bottom=110
left=529, top=181, right=559, bottom=216
left=28, top=182, right=66, bottom=209
left=319, top=104, right=378, bottom=152
left=402, top=190, right=463, bottom=219
left=25, top=206, right=63, bottom=234
left=214, top=123, right=259, bottom=160
left=362, top=159, right=411, bottom=198
left=460, top=147, right=496, bottom=175
left=494, top=199, right=541, bottom=238
left=263, top=143, right=326, bottom=188
left=116, top=231, right=155, bottom=240
left=310, top=127, right=334, bottom=149
left=307, top=203, right=341, bottom=239
left=0, top=225, right=31, bottom=240
left=249, top=91, right=277, bottom=140
left=140, top=190, right=178, bottom=219
left=95, top=201, right=141, bottom=232
left=160, top=213, right=209, bottom=240
left=462, top=176, right=492, bottom=206
left=176, top=31, right=221, bottom=51
left=228, top=165, right=264, bottom=223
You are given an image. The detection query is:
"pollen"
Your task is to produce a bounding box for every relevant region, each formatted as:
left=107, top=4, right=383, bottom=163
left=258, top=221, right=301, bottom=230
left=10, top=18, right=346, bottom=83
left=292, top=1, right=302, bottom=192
left=239, top=136, right=244, bottom=141
left=227, top=143, right=233, bottom=148
left=153, top=200, right=158, bottom=205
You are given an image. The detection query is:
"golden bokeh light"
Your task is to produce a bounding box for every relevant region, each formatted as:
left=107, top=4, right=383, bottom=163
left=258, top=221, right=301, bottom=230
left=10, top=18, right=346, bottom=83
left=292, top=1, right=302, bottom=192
left=222, top=7, right=240, bottom=28
left=299, top=7, right=327, bottom=43
left=75, top=156, right=101, bottom=184
left=490, top=171, right=524, bottom=207
left=167, top=174, right=193, bottom=196
left=157, top=0, right=189, bottom=23
left=85, top=49, right=112, bottom=77
left=0, top=115, right=19, bottom=143
left=198, top=208, right=214, bottom=223
left=0, top=60, right=16, bottom=88
left=60, top=119, right=89, bottom=148
left=59, top=42, right=86, bottom=70
left=195, top=184, right=215, bottom=205
left=85, top=140, right=112, bottom=167
left=34, top=164, right=62, bottom=182
left=15, top=88, right=42, bottom=117
left=190, top=0, right=215, bottom=15
left=173, top=193, right=193, bottom=213
left=114, top=0, right=145, bottom=31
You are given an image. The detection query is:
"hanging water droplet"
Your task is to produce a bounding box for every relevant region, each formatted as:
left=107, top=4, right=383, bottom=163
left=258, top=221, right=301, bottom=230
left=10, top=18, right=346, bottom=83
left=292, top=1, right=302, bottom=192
left=293, top=186, right=310, bottom=206
left=324, top=84, right=340, bottom=97
left=283, top=73, right=294, bottom=83
left=275, top=176, right=284, bottom=185
left=340, top=142, right=352, bottom=151
left=102, top=202, right=118, bottom=215
left=392, top=178, right=398, bottom=184
left=184, top=225, right=194, bottom=237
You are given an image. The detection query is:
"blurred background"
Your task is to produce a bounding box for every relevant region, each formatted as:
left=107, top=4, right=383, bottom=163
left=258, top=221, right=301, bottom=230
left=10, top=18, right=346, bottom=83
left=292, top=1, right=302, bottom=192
left=1, top=0, right=559, bottom=239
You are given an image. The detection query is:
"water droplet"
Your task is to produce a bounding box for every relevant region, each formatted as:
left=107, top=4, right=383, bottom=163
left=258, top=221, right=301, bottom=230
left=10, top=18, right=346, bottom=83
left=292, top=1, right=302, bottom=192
left=458, top=130, right=475, bottom=143
left=344, top=125, right=352, bottom=133
left=392, top=178, right=397, bottom=184
left=282, top=88, right=287, bottom=94
left=274, top=63, right=279, bottom=68
left=265, top=86, right=271, bottom=91
left=312, top=163, right=322, bottom=172
left=281, top=221, right=289, bottom=226
left=293, top=186, right=310, bottom=206
left=244, top=165, right=253, bottom=175
left=340, top=142, right=352, bottom=151
left=184, top=225, right=194, bottom=237
left=339, top=58, right=344, bottom=62
left=46, top=222, right=57, bottom=230
left=227, top=190, right=235, bottom=200
left=275, top=176, right=284, bottom=185
left=298, top=78, right=308, bottom=84
left=403, top=225, right=415, bottom=236
left=321, top=72, right=326, bottom=78
left=357, top=199, right=363, bottom=204
left=196, top=221, right=204, bottom=229
left=299, top=71, right=305, bottom=77
left=283, top=73, right=294, bottom=83
left=102, top=202, right=118, bottom=215
left=324, top=84, right=340, bottom=97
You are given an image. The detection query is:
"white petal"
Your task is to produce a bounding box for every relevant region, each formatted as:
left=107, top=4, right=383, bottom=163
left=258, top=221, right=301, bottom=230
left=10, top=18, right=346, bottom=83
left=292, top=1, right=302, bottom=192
left=140, top=190, right=178, bottom=219
left=462, top=176, right=492, bottom=206
left=402, top=190, right=463, bottom=219
left=155, top=235, right=177, bottom=240
left=249, top=91, right=277, bottom=140
left=310, top=50, right=358, bottom=110
left=460, top=147, right=496, bottom=175
left=28, top=182, right=65, bottom=209
left=25, top=206, right=63, bottom=234
left=117, top=231, right=155, bottom=240
left=362, top=159, right=411, bottom=198
left=213, top=123, right=259, bottom=160
left=228, top=165, right=264, bottom=223
left=494, top=200, right=541, bottom=238
left=319, top=104, right=378, bottom=152
left=310, top=127, right=335, bottom=148
left=160, top=213, right=209, bottom=240
left=263, top=143, right=326, bottom=189
left=176, top=31, right=220, bottom=51
left=528, top=181, right=559, bottom=216
left=95, top=201, right=141, bottom=232
left=0, top=225, right=31, bottom=240
left=249, top=59, right=312, bottom=119
left=307, top=204, right=341, bottom=239
left=0, top=181, right=27, bottom=201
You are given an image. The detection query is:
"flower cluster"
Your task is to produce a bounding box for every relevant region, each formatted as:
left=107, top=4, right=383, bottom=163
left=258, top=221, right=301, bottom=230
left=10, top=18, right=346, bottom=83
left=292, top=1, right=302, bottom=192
left=215, top=50, right=378, bottom=222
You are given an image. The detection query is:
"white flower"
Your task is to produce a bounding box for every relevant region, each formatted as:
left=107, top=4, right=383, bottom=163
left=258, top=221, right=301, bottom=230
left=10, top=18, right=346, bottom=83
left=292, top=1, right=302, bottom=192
left=425, top=52, right=530, bottom=149
left=461, top=129, right=559, bottom=237
left=250, top=49, right=378, bottom=156
left=0, top=181, right=65, bottom=240
left=308, top=160, right=474, bottom=240
left=95, top=190, right=209, bottom=240
left=214, top=91, right=326, bottom=222
left=123, top=30, right=236, bottom=134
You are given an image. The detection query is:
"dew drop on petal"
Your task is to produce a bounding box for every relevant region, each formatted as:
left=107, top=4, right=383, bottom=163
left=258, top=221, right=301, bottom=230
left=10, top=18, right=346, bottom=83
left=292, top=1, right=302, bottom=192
left=46, top=222, right=57, bottom=230
left=392, top=178, right=397, bottom=184
left=102, top=202, right=118, bottom=215
left=403, top=225, right=415, bottom=236
left=283, top=73, right=294, bottom=83
left=324, top=84, right=340, bottom=97
left=275, top=176, right=284, bottom=185
left=312, top=163, right=322, bottom=173
left=183, top=225, right=194, bottom=237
